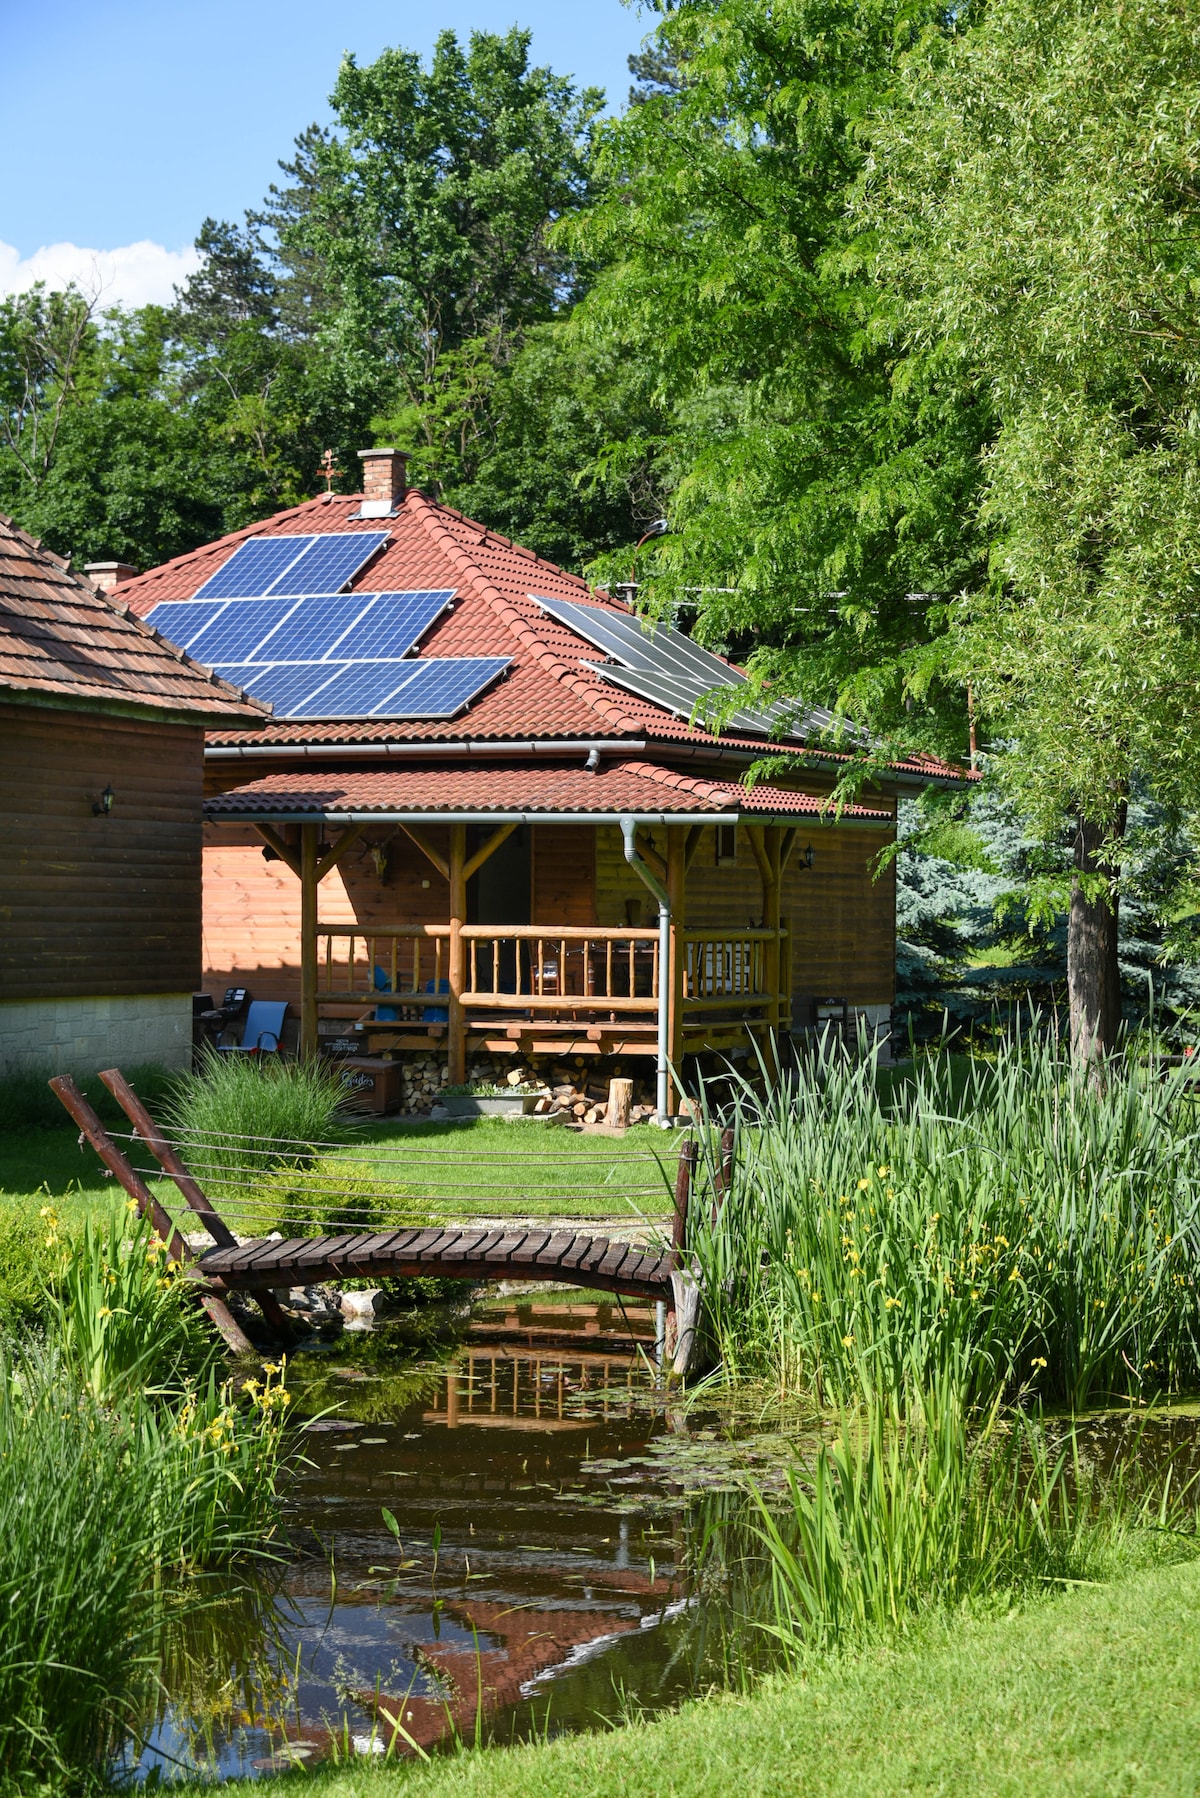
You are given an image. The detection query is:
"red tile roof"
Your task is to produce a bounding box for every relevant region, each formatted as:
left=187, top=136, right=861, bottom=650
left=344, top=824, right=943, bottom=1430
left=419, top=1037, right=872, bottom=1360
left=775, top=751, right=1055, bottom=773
left=118, top=486, right=969, bottom=783
left=0, top=513, right=267, bottom=724
left=202, top=761, right=894, bottom=822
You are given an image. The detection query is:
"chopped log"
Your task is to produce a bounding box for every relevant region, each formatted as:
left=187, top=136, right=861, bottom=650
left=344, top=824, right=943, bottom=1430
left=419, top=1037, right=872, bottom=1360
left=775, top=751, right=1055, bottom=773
left=606, top=1077, right=633, bottom=1129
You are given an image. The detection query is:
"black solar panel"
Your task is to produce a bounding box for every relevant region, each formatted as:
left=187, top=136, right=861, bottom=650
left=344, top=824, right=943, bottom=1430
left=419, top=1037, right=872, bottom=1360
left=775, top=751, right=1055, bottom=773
left=264, top=532, right=389, bottom=596
left=537, top=593, right=848, bottom=742
left=192, top=537, right=315, bottom=601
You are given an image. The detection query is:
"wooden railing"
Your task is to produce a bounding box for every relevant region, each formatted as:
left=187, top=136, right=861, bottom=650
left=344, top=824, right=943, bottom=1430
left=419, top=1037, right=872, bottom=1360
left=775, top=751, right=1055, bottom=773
left=317, top=925, right=451, bottom=1005
left=460, top=926, right=660, bottom=1013
left=316, top=921, right=790, bottom=1027
left=680, top=926, right=790, bottom=1014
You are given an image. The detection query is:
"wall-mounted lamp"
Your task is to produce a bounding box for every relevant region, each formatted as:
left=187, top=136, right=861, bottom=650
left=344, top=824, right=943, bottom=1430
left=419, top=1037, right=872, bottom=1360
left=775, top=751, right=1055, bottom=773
left=92, top=784, right=115, bottom=817
left=801, top=843, right=815, bottom=870
left=370, top=843, right=390, bottom=878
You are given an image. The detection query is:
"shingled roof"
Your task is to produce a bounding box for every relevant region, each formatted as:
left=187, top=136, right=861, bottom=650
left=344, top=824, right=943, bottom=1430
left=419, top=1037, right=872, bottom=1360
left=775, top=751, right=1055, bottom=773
left=0, top=514, right=268, bottom=725
left=118, top=486, right=969, bottom=784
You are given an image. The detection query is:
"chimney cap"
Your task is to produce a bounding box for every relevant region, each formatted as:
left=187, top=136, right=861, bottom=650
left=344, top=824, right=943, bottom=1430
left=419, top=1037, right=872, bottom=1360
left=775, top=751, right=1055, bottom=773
left=85, top=561, right=138, bottom=592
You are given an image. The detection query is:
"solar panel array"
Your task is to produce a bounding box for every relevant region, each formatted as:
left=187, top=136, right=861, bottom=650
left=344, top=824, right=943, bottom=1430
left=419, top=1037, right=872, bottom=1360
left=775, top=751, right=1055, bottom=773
left=145, top=586, right=510, bottom=719
left=535, top=594, right=846, bottom=742
left=192, top=532, right=389, bottom=601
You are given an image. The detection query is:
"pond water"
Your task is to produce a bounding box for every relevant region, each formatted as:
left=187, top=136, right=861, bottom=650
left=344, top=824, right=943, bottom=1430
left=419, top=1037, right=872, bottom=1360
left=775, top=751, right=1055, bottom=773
left=133, top=1294, right=763, bottom=1783
left=126, top=1294, right=1200, bottom=1784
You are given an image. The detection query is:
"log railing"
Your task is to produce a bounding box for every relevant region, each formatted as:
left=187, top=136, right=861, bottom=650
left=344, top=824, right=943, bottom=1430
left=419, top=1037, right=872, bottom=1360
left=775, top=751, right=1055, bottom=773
left=460, top=925, right=661, bottom=1013
left=317, top=924, right=451, bottom=1005
left=315, top=921, right=791, bottom=1031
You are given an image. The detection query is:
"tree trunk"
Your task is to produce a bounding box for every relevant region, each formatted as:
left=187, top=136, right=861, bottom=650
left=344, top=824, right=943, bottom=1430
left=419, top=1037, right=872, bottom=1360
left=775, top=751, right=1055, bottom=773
left=1068, top=808, right=1125, bottom=1065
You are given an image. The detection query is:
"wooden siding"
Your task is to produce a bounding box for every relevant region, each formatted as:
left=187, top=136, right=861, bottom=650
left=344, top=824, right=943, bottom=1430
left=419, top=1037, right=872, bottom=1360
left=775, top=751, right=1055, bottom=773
left=530, top=825, right=596, bottom=926
left=0, top=703, right=204, bottom=1000
left=595, top=821, right=895, bottom=1007
left=201, top=821, right=451, bottom=1003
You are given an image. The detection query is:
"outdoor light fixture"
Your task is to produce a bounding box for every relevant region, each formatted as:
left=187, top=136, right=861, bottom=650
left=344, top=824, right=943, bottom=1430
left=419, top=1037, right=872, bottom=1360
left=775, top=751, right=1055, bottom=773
left=802, top=843, right=815, bottom=870
left=92, top=784, right=115, bottom=817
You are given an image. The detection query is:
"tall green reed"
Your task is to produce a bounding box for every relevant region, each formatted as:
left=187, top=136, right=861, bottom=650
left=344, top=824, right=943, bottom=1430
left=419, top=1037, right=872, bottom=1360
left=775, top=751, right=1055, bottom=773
left=698, top=1382, right=1196, bottom=1665
left=690, top=1029, right=1200, bottom=1409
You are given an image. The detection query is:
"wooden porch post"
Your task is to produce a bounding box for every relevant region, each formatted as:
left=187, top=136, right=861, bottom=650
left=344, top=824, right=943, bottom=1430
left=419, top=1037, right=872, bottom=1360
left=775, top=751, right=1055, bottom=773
left=666, top=826, right=687, bottom=1113
left=299, top=823, right=319, bottom=1059
left=448, top=822, right=467, bottom=1086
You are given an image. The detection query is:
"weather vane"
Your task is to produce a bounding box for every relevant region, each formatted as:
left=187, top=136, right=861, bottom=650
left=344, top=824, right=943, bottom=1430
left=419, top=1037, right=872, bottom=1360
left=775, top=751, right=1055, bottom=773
left=319, top=448, right=340, bottom=499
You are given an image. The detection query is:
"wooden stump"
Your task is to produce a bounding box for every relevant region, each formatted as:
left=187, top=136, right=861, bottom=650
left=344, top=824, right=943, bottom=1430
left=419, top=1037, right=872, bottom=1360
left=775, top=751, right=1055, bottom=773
left=607, top=1077, right=633, bottom=1129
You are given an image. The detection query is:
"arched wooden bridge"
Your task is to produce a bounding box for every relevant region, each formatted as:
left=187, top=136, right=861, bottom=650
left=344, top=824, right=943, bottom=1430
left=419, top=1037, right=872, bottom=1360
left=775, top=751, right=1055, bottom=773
left=50, top=1070, right=714, bottom=1374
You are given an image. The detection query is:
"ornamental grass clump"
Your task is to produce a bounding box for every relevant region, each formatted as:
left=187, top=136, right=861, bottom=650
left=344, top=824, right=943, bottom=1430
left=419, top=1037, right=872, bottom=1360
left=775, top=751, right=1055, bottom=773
left=165, top=1049, right=355, bottom=1206
left=693, top=1029, right=1200, bottom=1409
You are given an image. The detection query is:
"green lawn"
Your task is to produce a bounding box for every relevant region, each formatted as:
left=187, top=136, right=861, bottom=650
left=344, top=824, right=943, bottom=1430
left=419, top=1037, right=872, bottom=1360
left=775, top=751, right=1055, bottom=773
left=339, top=1117, right=678, bottom=1219
left=219, top=1555, right=1200, bottom=1797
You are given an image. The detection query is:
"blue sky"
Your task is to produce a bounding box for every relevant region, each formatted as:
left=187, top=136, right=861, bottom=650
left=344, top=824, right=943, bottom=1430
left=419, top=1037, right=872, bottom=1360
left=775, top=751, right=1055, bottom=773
left=1, top=0, right=647, bottom=306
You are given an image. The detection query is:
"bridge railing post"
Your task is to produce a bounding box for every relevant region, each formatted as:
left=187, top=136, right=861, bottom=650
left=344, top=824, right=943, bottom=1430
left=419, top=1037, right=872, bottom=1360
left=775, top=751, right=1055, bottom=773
left=47, top=1074, right=256, bottom=1357
left=672, top=1138, right=697, bottom=1263
left=96, top=1068, right=293, bottom=1343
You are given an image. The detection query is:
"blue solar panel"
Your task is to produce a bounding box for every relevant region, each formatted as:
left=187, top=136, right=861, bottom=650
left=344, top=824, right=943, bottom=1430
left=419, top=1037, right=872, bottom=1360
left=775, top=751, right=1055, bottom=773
left=184, top=597, right=301, bottom=664
left=246, top=589, right=453, bottom=663
left=327, top=590, right=453, bottom=659
left=284, top=662, right=425, bottom=718
left=250, top=595, right=376, bottom=663
left=192, top=537, right=315, bottom=600
left=143, top=599, right=229, bottom=650
left=211, top=662, right=336, bottom=713
left=368, top=656, right=510, bottom=718
left=264, top=532, right=389, bottom=596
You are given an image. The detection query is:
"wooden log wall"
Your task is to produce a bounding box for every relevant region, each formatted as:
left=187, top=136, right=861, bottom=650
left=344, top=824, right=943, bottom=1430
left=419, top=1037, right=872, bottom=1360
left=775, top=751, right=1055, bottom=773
left=0, top=703, right=205, bottom=1000
left=594, top=820, right=896, bottom=1007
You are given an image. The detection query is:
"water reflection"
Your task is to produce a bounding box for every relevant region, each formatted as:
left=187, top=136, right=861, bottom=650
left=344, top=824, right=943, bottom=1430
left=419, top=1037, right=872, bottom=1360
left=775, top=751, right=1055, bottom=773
left=135, top=1331, right=705, bottom=1781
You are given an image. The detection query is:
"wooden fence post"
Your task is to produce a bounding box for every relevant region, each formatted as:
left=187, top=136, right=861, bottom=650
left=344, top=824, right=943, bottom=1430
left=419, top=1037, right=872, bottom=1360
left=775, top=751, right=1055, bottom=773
left=300, top=822, right=319, bottom=1059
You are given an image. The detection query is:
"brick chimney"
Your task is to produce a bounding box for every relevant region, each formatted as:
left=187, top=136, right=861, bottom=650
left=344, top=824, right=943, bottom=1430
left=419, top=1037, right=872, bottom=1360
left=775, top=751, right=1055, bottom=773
left=85, top=561, right=138, bottom=594
left=357, top=448, right=408, bottom=518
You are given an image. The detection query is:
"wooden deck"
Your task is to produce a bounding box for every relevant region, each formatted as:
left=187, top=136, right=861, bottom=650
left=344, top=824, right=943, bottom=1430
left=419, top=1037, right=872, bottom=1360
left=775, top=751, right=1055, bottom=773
left=198, top=1225, right=675, bottom=1301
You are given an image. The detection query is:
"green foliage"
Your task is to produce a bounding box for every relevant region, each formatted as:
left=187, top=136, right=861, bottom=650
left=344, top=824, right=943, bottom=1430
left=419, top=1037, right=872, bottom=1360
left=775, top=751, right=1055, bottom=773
left=43, top=1202, right=214, bottom=1402
left=868, top=0, right=1200, bottom=839
left=564, top=0, right=982, bottom=763
left=251, top=1152, right=428, bottom=1238
left=694, top=1034, right=1200, bottom=1409
left=165, top=1050, right=354, bottom=1202
left=0, top=1334, right=291, bottom=1792
left=726, top=1389, right=1176, bottom=1662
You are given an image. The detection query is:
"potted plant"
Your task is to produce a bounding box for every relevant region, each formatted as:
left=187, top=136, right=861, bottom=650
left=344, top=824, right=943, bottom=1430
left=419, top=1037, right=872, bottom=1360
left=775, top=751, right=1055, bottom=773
left=438, top=1081, right=547, bottom=1118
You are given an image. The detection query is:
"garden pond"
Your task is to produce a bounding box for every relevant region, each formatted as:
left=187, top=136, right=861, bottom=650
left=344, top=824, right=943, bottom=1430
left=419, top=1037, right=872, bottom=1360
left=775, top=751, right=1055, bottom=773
left=125, top=1290, right=1200, bottom=1783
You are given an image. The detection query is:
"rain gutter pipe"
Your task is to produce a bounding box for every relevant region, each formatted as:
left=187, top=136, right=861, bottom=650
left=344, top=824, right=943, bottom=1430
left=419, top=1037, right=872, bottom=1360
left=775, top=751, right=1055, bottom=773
left=205, top=739, right=647, bottom=762
left=620, top=815, right=672, bottom=1125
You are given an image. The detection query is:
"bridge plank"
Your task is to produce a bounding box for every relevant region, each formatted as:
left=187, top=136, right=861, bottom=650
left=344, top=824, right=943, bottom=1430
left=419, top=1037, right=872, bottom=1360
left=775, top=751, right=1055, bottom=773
left=195, top=1224, right=675, bottom=1301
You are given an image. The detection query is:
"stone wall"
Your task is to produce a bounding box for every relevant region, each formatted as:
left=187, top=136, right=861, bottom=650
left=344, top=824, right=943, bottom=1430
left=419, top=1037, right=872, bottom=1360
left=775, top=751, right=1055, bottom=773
left=0, top=993, right=193, bottom=1078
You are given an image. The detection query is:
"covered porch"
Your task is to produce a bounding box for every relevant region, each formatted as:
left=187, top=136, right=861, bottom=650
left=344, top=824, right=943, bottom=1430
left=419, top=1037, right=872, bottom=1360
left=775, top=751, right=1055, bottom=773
left=202, top=761, right=896, bottom=1114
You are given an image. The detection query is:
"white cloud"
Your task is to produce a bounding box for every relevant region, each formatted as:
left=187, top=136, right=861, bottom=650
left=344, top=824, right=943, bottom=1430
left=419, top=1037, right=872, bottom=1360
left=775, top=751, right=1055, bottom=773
left=0, top=238, right=202, bottom=311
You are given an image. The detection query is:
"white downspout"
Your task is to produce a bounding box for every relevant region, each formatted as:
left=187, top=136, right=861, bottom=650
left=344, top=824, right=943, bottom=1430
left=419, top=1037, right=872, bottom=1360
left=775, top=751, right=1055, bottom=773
left=621, top=816, right=672, bottom=1125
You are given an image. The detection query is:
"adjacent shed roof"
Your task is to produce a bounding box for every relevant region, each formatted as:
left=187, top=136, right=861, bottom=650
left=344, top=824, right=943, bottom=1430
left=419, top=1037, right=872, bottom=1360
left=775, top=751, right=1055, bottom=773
left=0, top=514, right=268, bottom=725
left=202, top=762, right=894, bottom=825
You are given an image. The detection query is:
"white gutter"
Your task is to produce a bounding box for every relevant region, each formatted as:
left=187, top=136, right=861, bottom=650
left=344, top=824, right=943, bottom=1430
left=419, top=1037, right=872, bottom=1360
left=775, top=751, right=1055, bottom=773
left=205, top=739, right=647, bottom=761
left=202, top=806, right=893, bottom=830
left=620, top=816, right=673, bottom=1124
left=206, top=808, right=742, bottom=827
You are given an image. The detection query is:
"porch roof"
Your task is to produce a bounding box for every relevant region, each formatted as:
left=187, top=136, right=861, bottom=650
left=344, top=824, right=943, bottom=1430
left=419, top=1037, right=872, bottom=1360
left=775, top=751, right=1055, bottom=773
left=202, top=760, right=894, bottom=827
